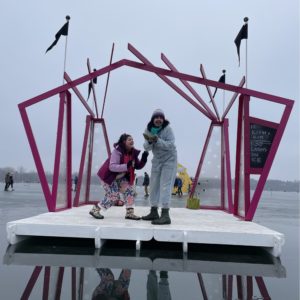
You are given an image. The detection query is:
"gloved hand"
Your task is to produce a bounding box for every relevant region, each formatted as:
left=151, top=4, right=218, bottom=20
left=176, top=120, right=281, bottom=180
left=143, top=133, right=151, bottom=141
left=143, top=133, right=157, bottom=143
left=141, top=151, right=149, bottom=162
left=127, top=160, right=134, bottom=169
left=151, top=135, right=158, bottom=143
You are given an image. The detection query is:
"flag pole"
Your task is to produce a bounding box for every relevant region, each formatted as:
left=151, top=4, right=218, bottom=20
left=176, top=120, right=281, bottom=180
left=244, top=17, right=249, bottom=88
left=62, top=15, right=70, bottom=84
left=223, top=89, right=225, bottom=114
left=222, top=69, right=226, bottom=113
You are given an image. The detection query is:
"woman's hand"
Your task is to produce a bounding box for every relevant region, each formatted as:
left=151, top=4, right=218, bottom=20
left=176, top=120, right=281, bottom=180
left=127, top=160, right=134, bottom=169
left=141, top=151, right=149, bottom=162
left=143, top=133, right=157, bottom=143
left=143, top=133, right=151, bottom=141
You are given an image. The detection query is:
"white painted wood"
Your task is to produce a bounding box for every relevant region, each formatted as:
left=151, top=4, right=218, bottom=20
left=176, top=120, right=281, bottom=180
left=6, top=206, right=284, bottom=256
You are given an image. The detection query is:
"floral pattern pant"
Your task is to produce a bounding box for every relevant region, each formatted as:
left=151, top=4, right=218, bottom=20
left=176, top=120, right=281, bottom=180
left=99, top=178, right=135, bottom=210
left=92, top=268, right=131, bottom=299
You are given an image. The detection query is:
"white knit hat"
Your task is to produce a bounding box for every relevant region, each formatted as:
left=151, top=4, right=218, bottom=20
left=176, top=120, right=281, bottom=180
left=152, top=108, right=165, bottom=119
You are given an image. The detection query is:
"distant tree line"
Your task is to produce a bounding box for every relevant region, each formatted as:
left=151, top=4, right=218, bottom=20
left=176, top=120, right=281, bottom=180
left=0, top=167, right=299, bottom=192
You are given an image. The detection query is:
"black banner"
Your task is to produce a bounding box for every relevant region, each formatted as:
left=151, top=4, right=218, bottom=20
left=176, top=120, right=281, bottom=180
left=250, top=123, right=277, bottom=168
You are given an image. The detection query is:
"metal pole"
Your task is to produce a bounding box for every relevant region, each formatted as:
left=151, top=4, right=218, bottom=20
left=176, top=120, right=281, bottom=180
left=245, top=38, right=248, bottom=88
left=62, top=16, right=70, bottom=84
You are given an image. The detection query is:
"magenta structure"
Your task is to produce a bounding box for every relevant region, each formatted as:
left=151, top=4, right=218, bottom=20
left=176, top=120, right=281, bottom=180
left=18, top=43, right=294, bottom=221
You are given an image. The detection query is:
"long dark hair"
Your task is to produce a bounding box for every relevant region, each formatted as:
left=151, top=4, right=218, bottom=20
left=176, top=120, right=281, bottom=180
left=113, top=133, right=132, bottom=151
left=147, top=118, right=170, bottom=131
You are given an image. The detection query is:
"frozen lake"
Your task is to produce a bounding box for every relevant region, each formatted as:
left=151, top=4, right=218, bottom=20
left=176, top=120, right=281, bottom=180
left=0, top=183, right=299, bottom=299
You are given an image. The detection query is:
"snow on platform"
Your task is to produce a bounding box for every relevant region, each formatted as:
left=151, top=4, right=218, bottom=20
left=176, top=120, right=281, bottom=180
left=6, top=206, right=284, bottom=257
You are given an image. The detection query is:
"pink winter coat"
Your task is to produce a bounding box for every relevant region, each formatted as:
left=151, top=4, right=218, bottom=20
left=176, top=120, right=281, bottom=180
left=97, top=146, right=146, bottom=185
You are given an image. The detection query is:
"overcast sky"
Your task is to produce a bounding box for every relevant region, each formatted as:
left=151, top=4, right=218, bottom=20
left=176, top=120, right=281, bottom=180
left=1, top=0, right=299, bottom=181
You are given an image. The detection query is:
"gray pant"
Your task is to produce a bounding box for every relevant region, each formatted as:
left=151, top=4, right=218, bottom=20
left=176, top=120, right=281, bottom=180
left=149, top=158, right=177, bottom=208
left=147, top=271, right=172, bottom=300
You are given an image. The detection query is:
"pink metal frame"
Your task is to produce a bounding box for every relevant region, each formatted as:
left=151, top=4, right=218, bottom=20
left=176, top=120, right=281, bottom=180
left=234, top=94, right=293, bottom=220
left=20, top=266, right=272, bottom=299
left=74, top=117, right=111, bottom=207
left=18, top=43, right=294, bottom=219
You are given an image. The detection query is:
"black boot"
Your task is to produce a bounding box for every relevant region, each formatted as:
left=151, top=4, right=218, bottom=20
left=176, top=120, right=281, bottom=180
left=151, top=208, right=171, bottom=225
left=142, top=206, right=159, bottom=221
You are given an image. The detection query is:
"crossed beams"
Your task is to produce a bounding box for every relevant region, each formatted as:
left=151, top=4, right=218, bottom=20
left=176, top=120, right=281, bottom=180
left=18, top=43, right=294, bottom=215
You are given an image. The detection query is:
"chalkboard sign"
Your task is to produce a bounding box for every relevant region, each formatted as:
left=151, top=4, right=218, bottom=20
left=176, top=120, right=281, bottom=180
left=250, top=123, right=277, bottom=168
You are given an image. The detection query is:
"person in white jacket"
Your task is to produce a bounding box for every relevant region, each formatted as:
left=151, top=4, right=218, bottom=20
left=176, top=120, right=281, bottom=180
left=142, top=109, right=177, bottom=225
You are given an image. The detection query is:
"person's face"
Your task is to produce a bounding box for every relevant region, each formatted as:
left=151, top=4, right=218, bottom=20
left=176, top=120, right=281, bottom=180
left=124, top=136, right=134, bottom=150
left=153, top=115, right=164, bottom=127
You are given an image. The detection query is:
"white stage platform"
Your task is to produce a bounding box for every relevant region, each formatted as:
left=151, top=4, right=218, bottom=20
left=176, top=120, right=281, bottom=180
left=6, top=206, right=284, bottom=257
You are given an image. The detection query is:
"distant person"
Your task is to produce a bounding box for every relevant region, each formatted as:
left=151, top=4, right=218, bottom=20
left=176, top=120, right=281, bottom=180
left=173, top=177, right=179, bottom=195
left=89, top=133, right=149, bottom=220
left=177, top=177, right=183, bottom=197
left=6, top=173, right=14, bottom=191
left=143, top=172, right=150, bottom=197
left=91, top=268, right=131, bottom=300
left=4, top=172, right=10, bottom=191
left=142, top=109, right=177, bottom=225
left=73, top=175, right=78, bottom=191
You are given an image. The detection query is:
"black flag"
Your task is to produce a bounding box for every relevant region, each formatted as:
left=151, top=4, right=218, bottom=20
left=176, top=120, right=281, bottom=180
left=46, top=17, right=70, bottom=53
left=212, top=70, right=226, bottom=99
left=87, top=70, right=97, bottom=100
left=234, top=21, right=248, bottom=65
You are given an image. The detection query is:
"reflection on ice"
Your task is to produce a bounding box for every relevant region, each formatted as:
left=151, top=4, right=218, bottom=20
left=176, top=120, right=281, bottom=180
left=3, top=238, right=285, bottom=299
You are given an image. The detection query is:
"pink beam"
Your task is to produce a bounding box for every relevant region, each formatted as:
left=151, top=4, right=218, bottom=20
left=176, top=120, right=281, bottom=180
left=93, top=118, right=111, bottom=156
left=243, top=96, right=251, bottom=215
left=51, top=94, right=65, bottom=210
left=227, top=275, right=233, bottom=300
left=245, top=103, right=293, bottom=220
left=19, top=59, right=293, bottom=112
left=87, top=58, right=99, bottom=118
left=54, top=267, right=64, bottom=300
left=43, top=267, right=50, bottom=300
left=66, top=91, right=72, bottom=209
left=197, top=273, right=209, bottom=300
left=236, top=276, right=243, bottom=300
left=18, top=60, right=128, bottom=110
left=74, top=116, right=91, bottom=207
left=85, top=120, right=95, bottom=203
left=221, top=123, right=225, bottom=209
left=102, top=119, right=111, bottom=156
left=122, top=59, right=294, bottom=106
left=101, top=42, right=115, bottom=118
left=223, top=119, right=233, bottom=212
left=161, top=53, right=217, bottom=120
left=255, top=277, right=271, bottom=300
left=200, top=64, right=220, bottom=120
left=247, top=276, right=253, bottom=300
left=72, top=268, right=77, bottom=300
left=128, top=44, right=213, bottom=120
left=221, top=77, right=246, bottom=120
left=19, top=107, right=52, bottom=211
left=18, top=58, right=293, bottom=111
left=64, top=72, right=95, bottom=117
left=21, top=266, right=42, bottom=300
left=189, top=122, right=214, bottom=198
left=233, top=96, right=244, bottom=216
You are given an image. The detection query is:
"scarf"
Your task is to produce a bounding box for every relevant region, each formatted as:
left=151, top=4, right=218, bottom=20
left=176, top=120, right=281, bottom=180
left=150, top=126, right=162, bottom=135
left=123, top=153, right=135, bottom=185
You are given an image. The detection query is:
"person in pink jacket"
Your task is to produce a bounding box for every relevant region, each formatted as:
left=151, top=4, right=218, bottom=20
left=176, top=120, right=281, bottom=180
left=89, top=133, right=149, bottom=220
